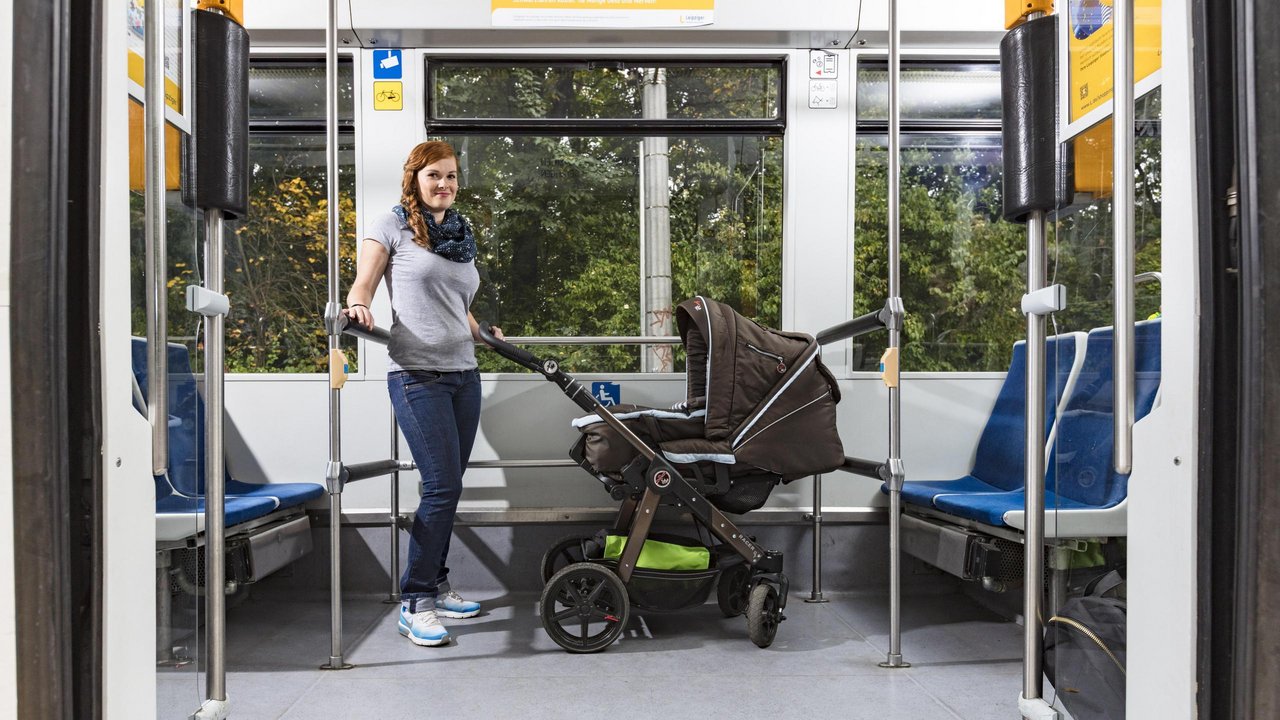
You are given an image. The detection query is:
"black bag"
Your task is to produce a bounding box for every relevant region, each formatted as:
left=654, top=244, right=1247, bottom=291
left=1043, top=571, right=1127, bottom=719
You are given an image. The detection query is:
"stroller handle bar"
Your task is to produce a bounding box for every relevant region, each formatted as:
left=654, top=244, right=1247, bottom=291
left=475, top=320, right=543, bottom=372
left=815, top=306, right=891, bottom=346
left=475, top=320, right=658, bottom=462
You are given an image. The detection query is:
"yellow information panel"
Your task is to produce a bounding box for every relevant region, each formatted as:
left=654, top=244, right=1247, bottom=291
left=1066, top=0, right=1162, bottom=127
left=491, top=0, right=714, bottom=28
left=126, top=0, right=186, bottom=116
left=373, top=82, right=404, bottom=111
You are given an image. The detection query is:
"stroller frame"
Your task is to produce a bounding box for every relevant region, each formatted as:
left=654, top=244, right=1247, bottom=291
left=478, top=324, right=788, bottom=653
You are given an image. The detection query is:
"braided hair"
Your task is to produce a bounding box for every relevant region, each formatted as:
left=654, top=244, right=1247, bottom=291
left=399, top=141, right=458, bottom=249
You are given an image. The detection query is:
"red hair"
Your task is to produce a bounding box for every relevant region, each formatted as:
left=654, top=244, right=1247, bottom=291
left=400, top=141, right=458, bottom=248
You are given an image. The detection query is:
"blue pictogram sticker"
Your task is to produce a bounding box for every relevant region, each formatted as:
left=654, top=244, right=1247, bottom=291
left=372, top=50, right=403, bottom=79
left=591, top=382, right=621, bottom=407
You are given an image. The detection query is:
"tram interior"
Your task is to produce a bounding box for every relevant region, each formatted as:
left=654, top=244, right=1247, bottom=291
left=120, top=1, right=1170, bottom=718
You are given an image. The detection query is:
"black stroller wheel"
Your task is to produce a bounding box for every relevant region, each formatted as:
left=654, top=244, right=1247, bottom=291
left=540, top=534, right=601, bottom=584
left=540, top=562, right=630, bottom=653
left=745, top=583, right=781, bottom=648
left=716, top=564, right=752, bottom=618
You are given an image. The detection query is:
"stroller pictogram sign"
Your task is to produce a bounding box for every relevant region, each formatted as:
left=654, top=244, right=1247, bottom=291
left=591, top=382, right=620, bottom=406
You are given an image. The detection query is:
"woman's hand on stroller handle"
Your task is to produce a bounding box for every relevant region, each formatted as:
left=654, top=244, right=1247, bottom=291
left=475, top=320, right=542, bottom=370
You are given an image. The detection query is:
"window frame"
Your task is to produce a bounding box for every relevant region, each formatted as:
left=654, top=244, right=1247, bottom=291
left=425, top=55, right=791, bottom=373
left=424, top=55, right=788, bottom=136
left=851, top=55, right=1016, bottom=377
left=224, top=52, right=360, bottom=380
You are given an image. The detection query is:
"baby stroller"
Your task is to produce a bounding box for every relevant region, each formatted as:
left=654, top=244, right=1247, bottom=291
left=478, top=296, right=845, bottom=652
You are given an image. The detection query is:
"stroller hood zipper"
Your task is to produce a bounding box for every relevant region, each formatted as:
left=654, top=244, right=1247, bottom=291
left=745, top=343, right=786, bottom=372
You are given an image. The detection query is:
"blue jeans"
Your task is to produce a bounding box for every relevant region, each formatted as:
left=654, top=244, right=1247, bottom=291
left=388, top=368, right=481, bottom=611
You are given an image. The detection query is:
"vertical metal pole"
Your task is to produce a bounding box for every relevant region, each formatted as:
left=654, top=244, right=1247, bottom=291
left=204, top=210, right=228, bottom=701
left=1112, top=0, right=1136, bottom=474
left=321, top=0, right=350, bottom=671
left=805, top=475, right=828, bottom=603
left=879, top=0, right=908, bottom=670
left=144, top=0, right=168, bottom=474
left=1023, top=209, right=1048, bottom=701
left=386, top=407, right=402, bottom=604
left=156, top=551, right=173, bottom=663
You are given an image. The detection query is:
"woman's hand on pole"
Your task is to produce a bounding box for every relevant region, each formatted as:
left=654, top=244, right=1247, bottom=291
left=344, top=304, right=374, bottom=330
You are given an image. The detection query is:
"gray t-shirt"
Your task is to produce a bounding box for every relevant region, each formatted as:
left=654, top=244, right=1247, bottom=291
left=369, top=211, right=480, bottom=372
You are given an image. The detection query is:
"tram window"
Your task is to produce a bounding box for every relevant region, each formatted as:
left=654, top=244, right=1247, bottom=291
left=222, top=59, right=357, bottom=374
left=429, top=60, right=781, bottom=126
left=1051, top=89, right=1163, bottom=331
left=429, top=60, right=785, bottom=373
left=856, top=62, right=1003, bottom=125
left=854, top=60, right=1022, bottom=372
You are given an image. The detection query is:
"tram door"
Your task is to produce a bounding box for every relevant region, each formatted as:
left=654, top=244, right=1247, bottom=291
left=1042, top=5, right=1163, bottom=715
left=125, top=0, right=205, bottom=712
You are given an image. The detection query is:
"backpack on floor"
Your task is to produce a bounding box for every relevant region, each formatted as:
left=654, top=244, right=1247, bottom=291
left=1043, top=570, right=1127, bottom=720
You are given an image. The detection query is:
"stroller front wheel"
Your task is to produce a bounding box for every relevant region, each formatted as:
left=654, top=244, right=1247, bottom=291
left=540, top=562, right=630, bottom=653
left=745, top=582, right=782, bottom=648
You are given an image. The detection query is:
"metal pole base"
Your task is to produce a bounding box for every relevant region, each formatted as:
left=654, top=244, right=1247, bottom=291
left=382, top=594, right=403, bottom=605
left=878, top=654, right=911, bottom=669
left=320, top=658, right=355, bottom=671
left=156, top=651, right=194, bottom=668
left=803, top=593, right=829, bottom=604
left=188, top=698, right=232, bottom=720
left=1018, top=696, right=1063, bottom=719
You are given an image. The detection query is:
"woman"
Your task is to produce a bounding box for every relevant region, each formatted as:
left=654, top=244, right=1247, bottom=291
left=345, top=140, right=501, bottom=647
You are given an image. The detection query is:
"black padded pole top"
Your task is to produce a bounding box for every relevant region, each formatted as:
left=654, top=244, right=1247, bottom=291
left=194, top=10, right=250, bottom=219
left=1001, top=15, right=1059, bottom=223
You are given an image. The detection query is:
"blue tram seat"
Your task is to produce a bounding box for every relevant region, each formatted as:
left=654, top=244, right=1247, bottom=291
left=931, top=320, right=1162, bottom=529
left=893, top=332, right=1088, bottom=509
left=132, top=339, right=325, bottom=538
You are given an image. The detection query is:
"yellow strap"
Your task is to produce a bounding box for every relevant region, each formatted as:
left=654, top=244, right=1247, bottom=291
left=329, top=349, right=349, bottom=390
left=879, top=347, right=899, bottom=389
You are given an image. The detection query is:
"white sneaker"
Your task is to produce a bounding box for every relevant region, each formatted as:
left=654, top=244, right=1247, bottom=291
left=434, top=589, right=481, bottom=619
left=398, top=606, right=450, bottom=646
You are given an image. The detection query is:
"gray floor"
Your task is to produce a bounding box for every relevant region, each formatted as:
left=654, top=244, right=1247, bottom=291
left=158, top=587, right=1035, bottom=720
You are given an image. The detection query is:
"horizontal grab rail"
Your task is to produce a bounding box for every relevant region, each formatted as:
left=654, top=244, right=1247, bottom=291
left=483, top=335, right=682, bottom=346
left=838, top=456, right=889, bottom=481
left=816, top=308, right=888, bottom=346
left=336, top=313, right=391, bottom=345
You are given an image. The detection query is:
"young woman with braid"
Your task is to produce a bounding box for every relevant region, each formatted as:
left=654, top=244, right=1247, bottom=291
left=345, top=140, right=503, bottom=646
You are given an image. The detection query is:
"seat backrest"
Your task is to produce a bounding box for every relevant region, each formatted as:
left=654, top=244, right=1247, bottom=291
left=131, top=338, right=205, bottom=496
left=970, top=332, right=1085, bottom=491
left=1047, top=319, right=1162, bottom=508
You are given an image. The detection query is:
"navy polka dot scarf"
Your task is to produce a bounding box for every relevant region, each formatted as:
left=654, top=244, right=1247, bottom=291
left=393, top=205, right=477, bottom=263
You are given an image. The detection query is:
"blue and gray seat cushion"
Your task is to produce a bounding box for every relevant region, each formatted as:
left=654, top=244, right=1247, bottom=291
left=892, top=332, right=1086, bottom=509
left=132, top=339, right=325, bottom=527
left=908, top=321, right=1161, bottom=527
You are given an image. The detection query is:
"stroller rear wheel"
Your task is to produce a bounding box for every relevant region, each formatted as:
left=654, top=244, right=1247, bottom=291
left=716, top=563, right=752, bottom=617
left=540, top=562, right=630, bottom=653
left=540, top=534, right=603, bottom=584
left=745, top=582, right=782, bottom=648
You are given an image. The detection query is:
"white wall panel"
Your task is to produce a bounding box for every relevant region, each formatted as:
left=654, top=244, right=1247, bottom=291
left=100, top=0, right=157, bottom=715
left=1126, top=0, right=1199, bottom=715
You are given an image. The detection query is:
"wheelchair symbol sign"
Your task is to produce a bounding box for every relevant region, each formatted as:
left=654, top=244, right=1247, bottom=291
left=591, top=382, right=621, bottom=407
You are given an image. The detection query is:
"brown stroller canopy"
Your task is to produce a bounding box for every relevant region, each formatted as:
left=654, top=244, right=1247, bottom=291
left=673, top=296, right=844, bottom=476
